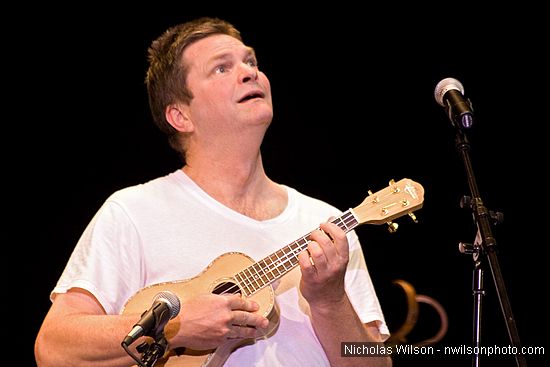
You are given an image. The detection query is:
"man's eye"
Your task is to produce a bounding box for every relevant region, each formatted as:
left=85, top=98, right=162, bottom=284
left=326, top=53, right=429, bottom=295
left=215, top=65, right=226, bottom=74
left=246, top=59, right=258, bottom=67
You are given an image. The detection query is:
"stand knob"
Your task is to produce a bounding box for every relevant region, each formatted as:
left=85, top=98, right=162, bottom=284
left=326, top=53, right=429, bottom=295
left=489, top=210, right=504, bottom=225
left=460, top=195, right=472, bottom=209
left=459, top=242, right=476, bottom=255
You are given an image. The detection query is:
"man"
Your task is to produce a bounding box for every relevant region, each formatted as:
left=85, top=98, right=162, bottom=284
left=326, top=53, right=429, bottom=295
left=35, top=17, right=391, bottom=366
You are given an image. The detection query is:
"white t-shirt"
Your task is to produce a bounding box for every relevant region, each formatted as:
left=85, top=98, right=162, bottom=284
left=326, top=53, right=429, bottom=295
left=53, top=170, right=389, bottom=366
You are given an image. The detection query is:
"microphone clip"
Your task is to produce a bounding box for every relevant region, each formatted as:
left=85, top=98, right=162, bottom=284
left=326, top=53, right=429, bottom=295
left=122, top=330, right=169, bottom=367
left=444, top=91, right=474, bottom=130
left=137, top=336, right=169, bottom=367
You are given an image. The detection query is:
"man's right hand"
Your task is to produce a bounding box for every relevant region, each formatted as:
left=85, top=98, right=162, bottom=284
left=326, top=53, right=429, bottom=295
left=165, top=293, right=270, bottom=350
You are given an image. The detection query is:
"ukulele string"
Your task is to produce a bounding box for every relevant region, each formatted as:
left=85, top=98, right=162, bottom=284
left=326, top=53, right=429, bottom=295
left=215, top=211, right=357, bottom=296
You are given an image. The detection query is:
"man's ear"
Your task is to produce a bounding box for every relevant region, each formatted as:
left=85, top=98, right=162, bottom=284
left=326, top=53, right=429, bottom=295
left=165, top=103, right=194, bottom=132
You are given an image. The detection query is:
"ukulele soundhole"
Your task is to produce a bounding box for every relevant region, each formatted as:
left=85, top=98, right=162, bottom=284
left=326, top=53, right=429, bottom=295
left=212, top=280, right=241, bottom=295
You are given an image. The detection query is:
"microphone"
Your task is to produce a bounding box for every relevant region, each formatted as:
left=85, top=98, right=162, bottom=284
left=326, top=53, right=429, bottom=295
left=122, top=291, right=181, bottom=346
left=434, top=77, right=474, bottom=129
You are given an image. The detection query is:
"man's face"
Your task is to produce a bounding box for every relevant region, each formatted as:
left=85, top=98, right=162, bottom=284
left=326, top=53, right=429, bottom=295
left=182, top=34, right=273, bottom=136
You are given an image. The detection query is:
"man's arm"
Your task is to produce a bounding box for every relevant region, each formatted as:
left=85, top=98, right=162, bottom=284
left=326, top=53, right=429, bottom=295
left=35, top=288, right=269, bottom=367
left=298, top=222, right=392, bottom=367
left=309, top=297, right=391, bottom=367
left=35, top=288, right=142, bottom=367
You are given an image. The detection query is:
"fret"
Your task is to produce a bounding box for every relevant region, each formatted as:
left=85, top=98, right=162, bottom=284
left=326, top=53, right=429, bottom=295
left=250, top=265, right=264, bottom=289
left=271, top=252, right=287, bottom=274
left=275, top=247, right=294, bottom=272
left=274, top=251, right=290, bottom=272
left=252, top=262, right=270, bottom=287
left=234, top=272, right=252, bottom=297
left=274, top=246, right=297, bottom=271
left=289, top=240, right=305, bottom=260
left=332, top=210, right=358, bottom=232
left=243, top=268, right=259, bottom=292
left=333, top=216, right=346, bottom=231
left=271, top=265, right=282, bottom=278
left=265, top=256, right=282, bottom=279
left=257, top=259, right=274, bottom=285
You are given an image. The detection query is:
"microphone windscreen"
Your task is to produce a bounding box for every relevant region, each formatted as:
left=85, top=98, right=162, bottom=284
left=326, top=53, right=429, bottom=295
left=153, top=291, right=181, bottom=319
left=434, top=77, right=465, bottom=106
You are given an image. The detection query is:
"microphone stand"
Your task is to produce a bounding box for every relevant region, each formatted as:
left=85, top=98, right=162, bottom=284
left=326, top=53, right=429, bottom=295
left=452, top=124, right=527, bottom=367
left=121, top=330, right=168, bottom=367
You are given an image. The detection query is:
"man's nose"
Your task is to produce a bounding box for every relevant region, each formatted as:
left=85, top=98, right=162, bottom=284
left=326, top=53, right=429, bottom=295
left=239, top=63, right=258, bottom=83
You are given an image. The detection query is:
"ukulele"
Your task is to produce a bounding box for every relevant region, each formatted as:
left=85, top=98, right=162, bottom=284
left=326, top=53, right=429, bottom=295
left=121, top=178, right=425, bottom=366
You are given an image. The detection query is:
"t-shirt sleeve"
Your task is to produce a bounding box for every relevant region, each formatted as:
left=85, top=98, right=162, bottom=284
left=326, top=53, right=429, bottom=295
left=51, top=199, right=144, bottom=315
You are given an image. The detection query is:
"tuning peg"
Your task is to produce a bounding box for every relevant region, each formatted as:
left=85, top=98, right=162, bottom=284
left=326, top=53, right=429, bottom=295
left=408, top=212, right=418, bottom=223
left=387, top=221, right=399, bottom=233
left=368, top=189, right=380, bottom=204
left=388, top=179, right=401, bottom=193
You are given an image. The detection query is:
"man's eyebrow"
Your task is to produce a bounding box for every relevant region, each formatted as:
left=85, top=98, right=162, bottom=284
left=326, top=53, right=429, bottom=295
left=245, top=47, right=257, bottom=58
left=209, top=47, right=257, bottom=63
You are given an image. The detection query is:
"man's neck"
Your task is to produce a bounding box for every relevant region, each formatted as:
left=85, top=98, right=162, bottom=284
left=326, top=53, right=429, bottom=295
left=182, top=158, right=287, bottom=221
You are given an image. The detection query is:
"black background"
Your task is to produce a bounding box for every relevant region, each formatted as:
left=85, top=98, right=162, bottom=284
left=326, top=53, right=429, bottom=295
left=19, top=5, right=546, bottom=367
